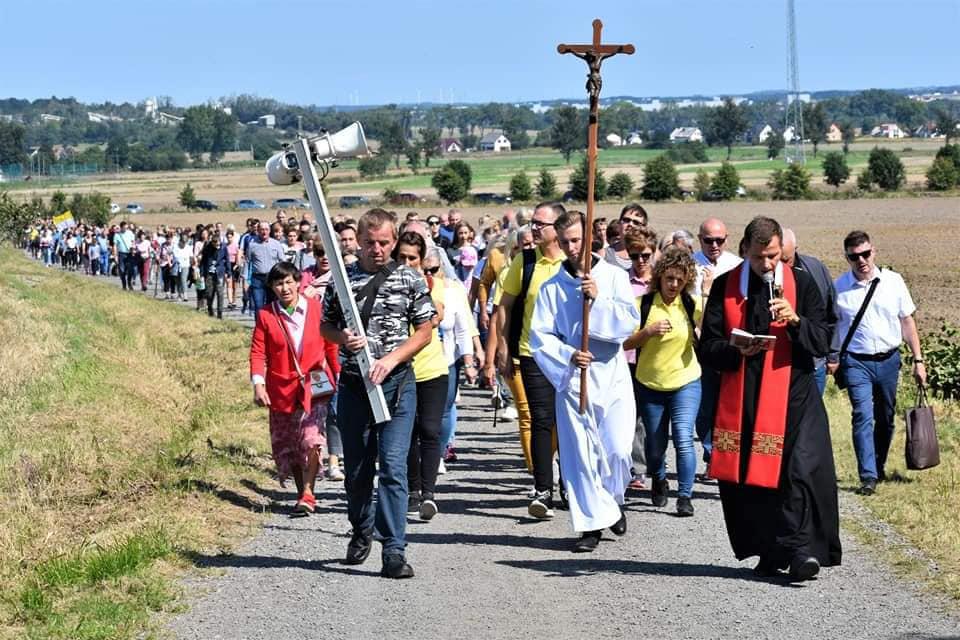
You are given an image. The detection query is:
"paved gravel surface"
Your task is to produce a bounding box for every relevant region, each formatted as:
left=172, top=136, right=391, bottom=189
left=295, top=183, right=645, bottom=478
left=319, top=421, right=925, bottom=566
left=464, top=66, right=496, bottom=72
left=65, top=269, right=958, bottom=639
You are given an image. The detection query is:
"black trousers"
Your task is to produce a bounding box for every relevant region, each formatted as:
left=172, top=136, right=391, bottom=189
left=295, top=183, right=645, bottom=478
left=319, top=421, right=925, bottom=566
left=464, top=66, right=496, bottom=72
left=408, top=374, right=449, bottom=498
left=519, top=356, right=557, bottom=494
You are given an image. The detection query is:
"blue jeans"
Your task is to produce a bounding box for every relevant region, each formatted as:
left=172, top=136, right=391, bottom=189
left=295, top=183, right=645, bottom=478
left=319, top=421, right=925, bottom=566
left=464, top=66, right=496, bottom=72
left=439, top=361, right=461, bottom=450
left=695, top=367, right=720, bottom=463
left=637, top=379, right=701, bottom=498
left=248, top=276, right=271, bottom=316
left=338, top=367, right=417, bottom=558
left=814, top=364, right=827, bottom=396
left=99, top=253, right=109, bottom=276
left=843, top=351, right=901, bottom=482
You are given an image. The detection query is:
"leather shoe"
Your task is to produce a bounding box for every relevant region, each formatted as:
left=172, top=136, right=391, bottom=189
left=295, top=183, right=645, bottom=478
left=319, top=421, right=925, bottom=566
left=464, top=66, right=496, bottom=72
left=381, top=554, right=415, bottom=579
left=789, top=555, right=820, bottom=581
left=343, top=530, right=373, bottom=565
left=573, top=531, right=602, bottom=553
left=609, top=511, right=627, bottom=536
left=857, top=479, right=877, bottom=496
left=753, top=556, right=782, bottom=578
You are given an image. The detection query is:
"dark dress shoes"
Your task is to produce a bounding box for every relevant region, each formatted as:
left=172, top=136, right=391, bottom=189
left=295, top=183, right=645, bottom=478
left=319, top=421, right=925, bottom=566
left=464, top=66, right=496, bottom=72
left=609, top=511, right=627, bottom=536
left=573, top=530, right=602, bottom=553
left=381, top=554, right=415, bottom=579
left=789, top=555, right=821, bottom=581
left=753, top=556, right=783, bottom=578
left=344, top=530, right=373, bottom=565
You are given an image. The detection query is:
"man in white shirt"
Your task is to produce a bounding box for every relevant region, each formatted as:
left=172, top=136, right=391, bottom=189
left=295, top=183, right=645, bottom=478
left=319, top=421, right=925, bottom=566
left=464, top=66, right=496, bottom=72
left=692, top=217, right=742, bottom=474
left=828, top=230, right=926, bottom=496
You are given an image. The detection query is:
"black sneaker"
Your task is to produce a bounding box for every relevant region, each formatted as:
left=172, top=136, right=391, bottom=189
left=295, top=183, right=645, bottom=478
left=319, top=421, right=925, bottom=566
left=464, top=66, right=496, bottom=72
left=407, top=492, right=422, bottom=513
left=676, top=496, right=694, bottom=517
left=344, top=529, right=373, bottom=565
left=381, top=554, right=415, bottom=579
left=651, top=478, right=669, bottom=507
left=857, top=479, right=877, bottom=496
left=528, top=490, right=554, bottom=519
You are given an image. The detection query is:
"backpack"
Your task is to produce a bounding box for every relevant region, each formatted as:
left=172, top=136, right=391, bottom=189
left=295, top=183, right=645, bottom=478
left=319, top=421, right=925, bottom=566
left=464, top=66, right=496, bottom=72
left=638, top=291, right=699, bottom=352
left=507, top=248, right=537, bottom=357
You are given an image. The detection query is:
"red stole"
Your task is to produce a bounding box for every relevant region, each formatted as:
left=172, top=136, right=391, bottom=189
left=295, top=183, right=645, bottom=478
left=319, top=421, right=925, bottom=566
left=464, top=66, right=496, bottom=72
left=710, top=264, right=795, bottom=489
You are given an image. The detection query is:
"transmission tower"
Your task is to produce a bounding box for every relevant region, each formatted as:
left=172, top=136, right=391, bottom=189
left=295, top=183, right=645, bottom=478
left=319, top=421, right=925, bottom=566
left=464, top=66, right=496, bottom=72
left=785, top=0, right=805, bottom=164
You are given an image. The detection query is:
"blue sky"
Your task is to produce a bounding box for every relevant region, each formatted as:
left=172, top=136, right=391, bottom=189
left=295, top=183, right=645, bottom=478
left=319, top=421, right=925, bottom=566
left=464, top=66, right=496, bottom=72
left=1, top=0, right=957, bottom=107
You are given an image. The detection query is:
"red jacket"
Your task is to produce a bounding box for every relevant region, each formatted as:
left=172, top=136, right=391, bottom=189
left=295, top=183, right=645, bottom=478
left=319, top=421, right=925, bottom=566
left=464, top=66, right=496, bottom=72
left=249, top=296, right=338, bottom=414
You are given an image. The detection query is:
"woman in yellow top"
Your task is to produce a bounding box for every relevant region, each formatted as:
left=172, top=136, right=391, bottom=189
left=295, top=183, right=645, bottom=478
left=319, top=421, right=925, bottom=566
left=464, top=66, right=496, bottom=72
left=625, top=246, right=702, bottom=517
left=393, top=231, right=448, bottom=521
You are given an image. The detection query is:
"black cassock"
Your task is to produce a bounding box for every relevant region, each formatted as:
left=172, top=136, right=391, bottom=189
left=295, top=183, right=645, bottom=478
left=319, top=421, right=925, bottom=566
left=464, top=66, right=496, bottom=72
left=700, top=267, right=842, bottom=568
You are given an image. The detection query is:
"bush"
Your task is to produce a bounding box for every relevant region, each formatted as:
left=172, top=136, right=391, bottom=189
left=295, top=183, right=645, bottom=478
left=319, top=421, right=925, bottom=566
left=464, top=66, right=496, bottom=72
left=536, top=168, right=557, bottom=199
left=358, top=155, right=389, bottom=178
left=179, top=183, right=197, bottom=209
left=926, top=157, right=959, bottom=190
left=857, top=168, right=874, bottom=191
left=509, top=171, right=533, bottom=202
left=867, top=147, right=905, bottom=191
left=665, top=141, right=709, bottom=164
left=920, top=323, right=960, bottom=400
left=445, top=159, right=472, bottom=192
left=709, top=162, right=741, bottom=200
left=431, top=166, right=467, bottom=204
left=768, top=163, right=811, bottom=200
left=822, top=151, right=851, bottom=188
left=607, top=172, right=635, bottom=199
left=70, top=192, right=111, bottom=227
left=568, top=156, right=607, bottom=201
left=641, top=155, right=679, bottom=201
left=693, top=168, right=711, bottom=201
left=934, top=143, right=960, bottom=173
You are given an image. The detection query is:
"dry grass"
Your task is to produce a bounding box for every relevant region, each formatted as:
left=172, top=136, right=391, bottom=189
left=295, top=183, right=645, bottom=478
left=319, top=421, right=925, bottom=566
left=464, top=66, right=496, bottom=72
left=0, top=248, right=276, bottom=639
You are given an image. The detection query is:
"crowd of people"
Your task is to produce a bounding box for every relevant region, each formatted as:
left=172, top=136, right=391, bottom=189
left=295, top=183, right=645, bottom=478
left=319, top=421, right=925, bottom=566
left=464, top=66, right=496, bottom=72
left=21, top=200, right=928, bottom=583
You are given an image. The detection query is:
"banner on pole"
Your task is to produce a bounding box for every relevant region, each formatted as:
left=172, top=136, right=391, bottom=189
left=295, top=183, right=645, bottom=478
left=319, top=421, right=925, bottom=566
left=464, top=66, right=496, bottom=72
left=53, top=211, right=76, bottom=231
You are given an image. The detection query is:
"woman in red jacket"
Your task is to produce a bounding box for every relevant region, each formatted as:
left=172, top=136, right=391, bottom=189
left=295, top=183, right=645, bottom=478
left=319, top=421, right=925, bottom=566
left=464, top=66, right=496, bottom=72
left=250, top=261, right=337, bottom=515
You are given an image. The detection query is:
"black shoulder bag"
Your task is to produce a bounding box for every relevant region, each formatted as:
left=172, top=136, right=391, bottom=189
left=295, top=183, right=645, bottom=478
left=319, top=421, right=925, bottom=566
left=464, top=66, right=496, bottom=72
left=506, top=248, right=537, bottom=357
left=834, top=277, right=880, bottom=390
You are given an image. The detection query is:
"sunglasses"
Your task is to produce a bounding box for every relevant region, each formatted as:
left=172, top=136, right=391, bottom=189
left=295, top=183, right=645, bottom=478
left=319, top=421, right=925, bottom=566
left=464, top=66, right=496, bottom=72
left=846, top=248, right=873, bottom=262
left=428, top=220, right=441, bottom=226
left=700, top=236, right=727, bottom=246
left=628, top=251, right=654, bottom=261
left=620, top=216, right=645, bottom=226
left=424, top=265, right=441, bottom=275
left=531, top=220, right=554, bottom=229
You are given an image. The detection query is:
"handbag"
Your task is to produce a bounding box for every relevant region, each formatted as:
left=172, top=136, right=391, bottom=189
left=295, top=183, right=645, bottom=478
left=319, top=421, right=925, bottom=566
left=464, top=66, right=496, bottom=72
left=834, top=277, right=880, bottom=390
left=904, top=385, right=940, bottom=470
left=273, top=302, right=336, bottom=401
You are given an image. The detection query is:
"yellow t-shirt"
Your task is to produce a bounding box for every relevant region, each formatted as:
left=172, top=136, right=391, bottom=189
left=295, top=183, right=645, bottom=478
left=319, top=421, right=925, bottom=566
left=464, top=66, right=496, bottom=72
left=634, top=292, right=703, bottom=392
left=501, top=247, right=564, bottom=357
left=413, top=284, right=448, bottom=382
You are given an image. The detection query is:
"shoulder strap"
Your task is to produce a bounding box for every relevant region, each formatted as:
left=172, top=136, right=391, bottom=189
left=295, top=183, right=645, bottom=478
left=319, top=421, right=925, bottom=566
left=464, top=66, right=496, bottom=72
left=639, top=292, right=655, bottom=328
left=273, top=302, right=305, bottom=381
left=519, top=248, right=537, bottom=301
left=839, top=276, right=880, bottom=357
left=681, top=292, right=699, bottom=348
left=359, top=262, right=399, bottom=330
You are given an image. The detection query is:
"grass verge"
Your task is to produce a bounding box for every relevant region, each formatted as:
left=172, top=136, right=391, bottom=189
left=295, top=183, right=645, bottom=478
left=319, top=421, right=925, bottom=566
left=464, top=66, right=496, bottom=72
left=0, top=248, right=276, bottom=639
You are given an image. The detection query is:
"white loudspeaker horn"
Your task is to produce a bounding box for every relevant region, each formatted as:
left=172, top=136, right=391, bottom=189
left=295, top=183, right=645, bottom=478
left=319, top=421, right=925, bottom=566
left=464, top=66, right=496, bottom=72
left=265, top=122, right=369, bottom=185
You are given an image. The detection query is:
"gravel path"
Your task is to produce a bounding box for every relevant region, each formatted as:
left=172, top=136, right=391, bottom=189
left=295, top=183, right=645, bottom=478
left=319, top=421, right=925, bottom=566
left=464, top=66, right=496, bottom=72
left=165, top=383, right=959, bottom=640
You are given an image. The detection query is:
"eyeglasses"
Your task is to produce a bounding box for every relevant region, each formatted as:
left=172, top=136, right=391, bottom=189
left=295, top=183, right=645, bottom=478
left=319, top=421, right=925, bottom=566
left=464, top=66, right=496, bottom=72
left=846, top=248, right=873, bottom=262
left=427, top=220, right=440, bottom=226
left=424, top=265, right=441, bottom=275
left=530, top=220, right=554, bottom=229
left=628, top=251, right=654, bottom=262
left=620, top=216, right=645, bottom=226
left=700, top=236, right=727, bottom=246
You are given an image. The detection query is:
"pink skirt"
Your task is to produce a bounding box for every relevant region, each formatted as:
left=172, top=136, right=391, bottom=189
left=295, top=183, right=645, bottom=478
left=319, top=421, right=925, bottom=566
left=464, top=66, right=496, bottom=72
left=268, top=404, right=327, bottom=483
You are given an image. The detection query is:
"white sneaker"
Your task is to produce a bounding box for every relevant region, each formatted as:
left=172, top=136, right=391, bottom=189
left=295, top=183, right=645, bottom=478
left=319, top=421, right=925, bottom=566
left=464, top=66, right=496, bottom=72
left=528, top=492, right=554, bottom=519
left=437, top=460, right=447, bottom=475
left=501, top=406, right=518, bottom=422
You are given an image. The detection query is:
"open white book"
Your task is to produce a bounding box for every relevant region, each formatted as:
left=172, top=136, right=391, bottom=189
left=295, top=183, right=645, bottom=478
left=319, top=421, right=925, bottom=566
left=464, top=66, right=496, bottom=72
left=729, top=328, right=777, bottom=350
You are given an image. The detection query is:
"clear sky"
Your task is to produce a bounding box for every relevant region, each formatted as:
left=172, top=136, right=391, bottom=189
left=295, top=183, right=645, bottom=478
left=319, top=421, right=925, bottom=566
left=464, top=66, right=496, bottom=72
left=1, top=0, right=957, bottom=107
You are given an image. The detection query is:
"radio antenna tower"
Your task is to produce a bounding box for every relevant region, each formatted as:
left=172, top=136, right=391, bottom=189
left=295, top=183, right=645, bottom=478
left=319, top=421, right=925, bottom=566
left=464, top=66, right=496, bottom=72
left=785, top=0, right=805, bottom=164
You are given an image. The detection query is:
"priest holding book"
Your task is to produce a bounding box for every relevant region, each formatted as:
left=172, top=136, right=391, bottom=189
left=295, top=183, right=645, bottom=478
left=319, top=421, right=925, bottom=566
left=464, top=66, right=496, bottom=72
left=700, top=216, right=841, bottom=581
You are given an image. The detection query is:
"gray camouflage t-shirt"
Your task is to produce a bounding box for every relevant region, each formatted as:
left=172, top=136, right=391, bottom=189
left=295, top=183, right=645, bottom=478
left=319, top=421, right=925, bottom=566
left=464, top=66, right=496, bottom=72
left=323, top=261, right=436, bottom=377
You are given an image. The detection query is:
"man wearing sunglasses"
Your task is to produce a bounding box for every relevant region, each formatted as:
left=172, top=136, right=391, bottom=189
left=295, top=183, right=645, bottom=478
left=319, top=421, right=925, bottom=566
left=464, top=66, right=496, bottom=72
left=829, top=230, right=926, bottom=496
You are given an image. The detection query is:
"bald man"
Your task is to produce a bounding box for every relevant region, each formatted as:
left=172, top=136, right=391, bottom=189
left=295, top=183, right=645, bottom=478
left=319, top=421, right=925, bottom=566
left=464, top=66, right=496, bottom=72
left=782, top=229, right=838, bottom=395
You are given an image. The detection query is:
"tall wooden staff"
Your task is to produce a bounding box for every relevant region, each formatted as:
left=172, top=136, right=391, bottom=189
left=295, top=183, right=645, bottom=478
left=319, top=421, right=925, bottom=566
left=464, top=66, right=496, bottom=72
left=558, top=19, right=634, bottom=414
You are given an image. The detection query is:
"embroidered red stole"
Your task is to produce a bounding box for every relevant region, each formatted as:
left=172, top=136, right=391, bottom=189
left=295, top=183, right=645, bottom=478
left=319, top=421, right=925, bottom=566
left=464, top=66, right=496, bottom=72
left=710, top=264, right=795, bottom=489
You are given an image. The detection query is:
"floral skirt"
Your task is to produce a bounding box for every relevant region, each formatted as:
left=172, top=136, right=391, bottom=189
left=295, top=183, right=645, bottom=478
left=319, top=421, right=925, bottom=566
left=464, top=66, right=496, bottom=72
left=268, top=404, right=327, bottom=483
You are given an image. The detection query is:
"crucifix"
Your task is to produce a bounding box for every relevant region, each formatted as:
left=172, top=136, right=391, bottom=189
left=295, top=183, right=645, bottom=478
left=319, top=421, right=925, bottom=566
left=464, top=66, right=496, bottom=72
left=558, top=19, right=634, bottom=414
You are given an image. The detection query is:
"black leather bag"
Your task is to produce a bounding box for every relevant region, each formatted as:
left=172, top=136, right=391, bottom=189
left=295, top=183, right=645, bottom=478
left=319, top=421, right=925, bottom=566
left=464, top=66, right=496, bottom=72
left=905, top=385, right=940, bottom=471
left=834, top=278, right=880, bottom=390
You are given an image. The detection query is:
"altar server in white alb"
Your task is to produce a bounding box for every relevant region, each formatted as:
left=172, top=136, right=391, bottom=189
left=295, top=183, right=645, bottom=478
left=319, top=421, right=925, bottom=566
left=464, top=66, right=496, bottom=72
left=529, top=210, right=643, bottom=553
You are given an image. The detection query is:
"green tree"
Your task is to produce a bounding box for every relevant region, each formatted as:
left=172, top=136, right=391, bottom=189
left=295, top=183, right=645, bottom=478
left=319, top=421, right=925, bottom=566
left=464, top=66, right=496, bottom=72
left=432, top=165, right=468, bottom=204
left=822, top=151, right=850, bottom=189
left=641, top=155, right=679, bottom=201
left=509, top=170, right=533, bottom=201
left=802, top=102, right=829, bottom=157
left=105, top=134, right=129, bottom=169
left=536, top=168, right=557, bottom=199
left=49, top=190, right=68, bottom=216
left=177, top=106, right=217, bottom=160
left=0, top=121, right=26, bottom=165
left=768, top=163, right=812, bottom=200
left=568, top=156, right=608, bottom=201
left=709, top=162, right=741, bottom=200
left=607, top=172, right=635, bottom=199
left=419, top=127, right=441, bottom=167
left=179, top=183, right=197, bottom=209
left=926, top=157, right=959, bottom=190
left=705, top=97, right=749, bottom=160
left=693, top=168, right=711, bottom=201
left=0, top=191, right=35, bottom=244
left=841, top=123, right=856, bottom=155
left=935, top=108, right=958, bottom=144
left=867, top=147, right=905, bottom=191
left=934, top=143, right=960, bottom=174
left=357, top=154, right=389, bottom=177
left=405, top=144, right=421, bottom=174
left=380, top=121, right=407, bottom=169
left=856, top=168, right=874, bottom=191
left=766, top=129, right=785, bottom=159
left=444, top=159, right=472, bottom=192
left=69, top=192, right=111, bottom=227
left=550, top=106, right=583, bottom=163
left=209, top=109, right=237, bottom=162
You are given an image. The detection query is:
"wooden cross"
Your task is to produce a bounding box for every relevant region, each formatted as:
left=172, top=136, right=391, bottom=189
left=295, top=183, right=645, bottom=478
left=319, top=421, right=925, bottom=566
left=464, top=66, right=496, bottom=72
left=558, top=19, right=634, bottom=414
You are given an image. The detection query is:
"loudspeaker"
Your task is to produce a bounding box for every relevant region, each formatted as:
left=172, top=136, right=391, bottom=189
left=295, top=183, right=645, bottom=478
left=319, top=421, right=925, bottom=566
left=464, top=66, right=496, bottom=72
left=265, top=122, right=369, bottom=185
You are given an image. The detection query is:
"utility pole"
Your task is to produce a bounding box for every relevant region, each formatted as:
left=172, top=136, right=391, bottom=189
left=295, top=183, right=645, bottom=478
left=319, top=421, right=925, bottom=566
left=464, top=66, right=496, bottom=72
left=785, top=0, right=805, bottom=164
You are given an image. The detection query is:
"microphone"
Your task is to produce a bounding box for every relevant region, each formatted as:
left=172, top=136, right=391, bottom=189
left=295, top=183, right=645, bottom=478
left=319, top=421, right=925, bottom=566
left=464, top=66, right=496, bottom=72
left=762, top=271, right=776, bottom=318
